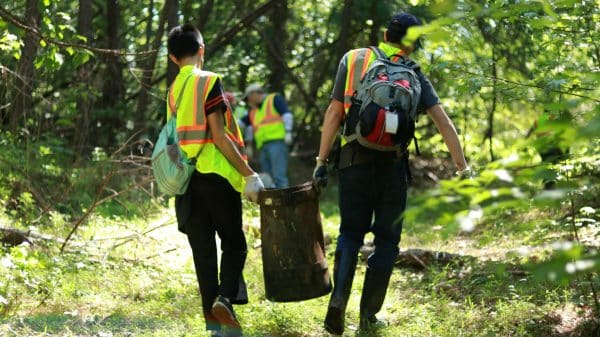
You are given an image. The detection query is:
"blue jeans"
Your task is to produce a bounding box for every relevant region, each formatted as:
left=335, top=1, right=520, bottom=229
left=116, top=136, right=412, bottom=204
left=337, top=159, right=408, bottom=271
left=259, top=140, right=289, bottom=188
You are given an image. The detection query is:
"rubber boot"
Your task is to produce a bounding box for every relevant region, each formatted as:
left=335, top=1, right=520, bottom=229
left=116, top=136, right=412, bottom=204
left=359, top=267, right=393, bottom=331
left=324, top=249, right=359, bottom=335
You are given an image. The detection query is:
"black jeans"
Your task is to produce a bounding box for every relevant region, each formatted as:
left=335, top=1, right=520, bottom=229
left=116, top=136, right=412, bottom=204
left=337, top=159, right=408, bottom=271
left=177, top=172, right=248, bottom=331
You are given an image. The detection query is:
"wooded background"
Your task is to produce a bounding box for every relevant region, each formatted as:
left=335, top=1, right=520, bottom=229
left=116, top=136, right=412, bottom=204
left=1, top=0, right=597, bottom=159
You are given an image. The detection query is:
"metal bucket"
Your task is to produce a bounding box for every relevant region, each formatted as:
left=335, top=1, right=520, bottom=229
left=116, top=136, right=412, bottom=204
left=258, top=181, right=332, bottom=302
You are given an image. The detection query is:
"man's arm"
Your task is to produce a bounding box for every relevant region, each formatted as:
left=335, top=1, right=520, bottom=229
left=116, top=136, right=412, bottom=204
left=426, top=104, right=468, bottom=171
left=317, top=99, right=345, bottom=160
left=207, top=108, right=255, bottom=177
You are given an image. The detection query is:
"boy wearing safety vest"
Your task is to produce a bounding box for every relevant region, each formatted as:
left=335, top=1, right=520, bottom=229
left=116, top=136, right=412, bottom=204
left=313, top=13, right=470, bottom=334
left=166, top=24, right=264, bottom=337
left=241, top=83, right=293, bottom=188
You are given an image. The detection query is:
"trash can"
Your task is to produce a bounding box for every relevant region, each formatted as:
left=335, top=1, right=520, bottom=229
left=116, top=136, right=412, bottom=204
left=258, top=181, right=332, bottom=302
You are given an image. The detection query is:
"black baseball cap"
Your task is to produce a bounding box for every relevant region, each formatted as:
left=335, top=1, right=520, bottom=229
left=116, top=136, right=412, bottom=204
left=387, top=13, right=423, bottom=50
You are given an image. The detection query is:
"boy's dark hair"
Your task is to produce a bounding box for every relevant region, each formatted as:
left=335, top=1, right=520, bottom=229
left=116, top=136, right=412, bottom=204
left=167, top=23, right=203, bottom=60
left=387, top=13, right=422, bottom=44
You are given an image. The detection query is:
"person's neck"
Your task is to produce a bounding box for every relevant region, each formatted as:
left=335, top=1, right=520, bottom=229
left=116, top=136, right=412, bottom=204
left=178, top=56, right=201, bottom=69
left=385, top=41, right=403, bottom=49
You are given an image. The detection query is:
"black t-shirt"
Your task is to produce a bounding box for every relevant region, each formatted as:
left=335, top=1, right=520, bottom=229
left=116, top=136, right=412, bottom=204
left=205, top=79, right=228, bottom=116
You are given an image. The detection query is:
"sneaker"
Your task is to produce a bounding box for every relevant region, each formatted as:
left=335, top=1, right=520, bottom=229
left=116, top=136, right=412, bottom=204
left=212, top=296, right=241, bottom=330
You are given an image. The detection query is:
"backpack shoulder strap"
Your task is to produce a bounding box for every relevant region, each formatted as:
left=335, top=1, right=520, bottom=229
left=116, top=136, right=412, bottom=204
left=402, top=58, right=421, bottom=72
left=369, top=46, right=388, bottom=60
left=170, top=74, right=194, bottom=117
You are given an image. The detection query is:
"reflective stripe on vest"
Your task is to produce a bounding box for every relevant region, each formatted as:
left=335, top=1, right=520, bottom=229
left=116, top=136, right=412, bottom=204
left=343, top=48, right=375, bottom=114
left=249, top=93, right=286, bottom=149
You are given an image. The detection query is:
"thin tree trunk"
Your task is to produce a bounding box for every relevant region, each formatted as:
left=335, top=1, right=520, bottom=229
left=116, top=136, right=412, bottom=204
left=101, top=0, right=124, bottom=108
left=486, top=54, right=497, bottom=162
left=238, top=63, right=250, bottom=93
left=99, top=0, right=124, bottom=147
left=135, top=0, right=171, bottom=131
left=166, top=0, right=179, bottom=88
left=197, top=0, right=214, bottom=32
left=74, top=0, right=94, bottom=152
left=368, top=0, right=380, bottom=46
left=0, top=66, right=8, bottom=127
left=265, top=0, right=288, bottom=93
left=9, top=0, right=41, bottom=134
left=337, top=0, right=353, bottom=62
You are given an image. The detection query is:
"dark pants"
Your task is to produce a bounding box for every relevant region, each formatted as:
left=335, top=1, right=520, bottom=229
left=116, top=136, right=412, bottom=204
left=179, top=172, right=248, bottom=331
left=326, top=160, right=408, bottom=316
left=336, top=159, right=408, bottom=282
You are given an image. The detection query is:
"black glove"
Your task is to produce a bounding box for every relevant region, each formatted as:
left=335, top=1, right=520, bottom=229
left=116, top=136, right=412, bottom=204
left=312, top=158, right=328, bottom=188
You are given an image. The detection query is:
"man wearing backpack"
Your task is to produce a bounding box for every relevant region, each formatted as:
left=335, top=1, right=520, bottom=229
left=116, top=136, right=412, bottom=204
left=312, top=13, right=469, bottom=334
left=241, top=83, right=293, bottom=188
left=166, top=24, right=264, bottom=337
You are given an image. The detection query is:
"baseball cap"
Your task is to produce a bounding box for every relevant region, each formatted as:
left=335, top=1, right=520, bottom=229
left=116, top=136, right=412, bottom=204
left=243, top=83, right=264, bottom=99
left=387, top=13, right=423, bottom=49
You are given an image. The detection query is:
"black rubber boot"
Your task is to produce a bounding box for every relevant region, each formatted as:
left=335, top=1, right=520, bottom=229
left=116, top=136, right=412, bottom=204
left=324, top=249, right=359, bottom=335
left=359, top=267, right=393, bottom=331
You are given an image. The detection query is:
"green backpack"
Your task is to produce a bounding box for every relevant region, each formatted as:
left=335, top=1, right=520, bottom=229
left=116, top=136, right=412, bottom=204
left=151, top=75, right=196, bottom=196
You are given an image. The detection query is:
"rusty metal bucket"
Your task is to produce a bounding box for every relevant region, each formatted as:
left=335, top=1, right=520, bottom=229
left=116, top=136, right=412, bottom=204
left=258, top=181, right=332, bottom=302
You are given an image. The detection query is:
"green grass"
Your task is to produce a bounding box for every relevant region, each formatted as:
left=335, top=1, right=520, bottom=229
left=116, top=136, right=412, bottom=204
left=0, top=197, right=598, bottom=337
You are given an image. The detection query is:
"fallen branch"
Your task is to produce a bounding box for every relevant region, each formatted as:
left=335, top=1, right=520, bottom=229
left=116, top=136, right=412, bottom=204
left=0, top=226, right=84, bottom=247
left=360, top=244, right=473, bottom=270
left=60, top=169, right=115, bottom=253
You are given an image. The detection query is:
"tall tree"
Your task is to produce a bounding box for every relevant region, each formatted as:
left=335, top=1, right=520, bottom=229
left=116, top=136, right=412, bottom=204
left=264, top=0, right=288, bottom=93
left=9, top=0, right=41, bottom=134
left=101, top=0, right=124, bottom=107
left=196, top=0, right=214, bottom=32
left=166, top=0, right=179, bottom=87
left=135, top=0, right=171, bottom=131
left=99, top=0, right=125, bottom=144
left=73, top=0, right=94, bottom=151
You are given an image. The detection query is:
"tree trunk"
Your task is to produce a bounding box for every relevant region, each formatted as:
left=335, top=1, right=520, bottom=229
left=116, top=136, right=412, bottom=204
left=0, top=66, right=8, bottom=127
left=166, top=0, right=179, bottom=88
left=337, top=0, right=353, bottom=62
left=98, top=0, right=124, bottom=146
left=74, top=0, right=94, bottom=152
left=9, top=0, right=41, bottom=134
left=368, top=0, right=381, bottom=46
left=101, top=0, right=124, bottom=108
left=197, top=0, right=214, bottom=32
left=135, top=0, right=171, bottom=131
left=265, top=0, right=288, bottom=93
left=485, top=54, right=497, bottom=162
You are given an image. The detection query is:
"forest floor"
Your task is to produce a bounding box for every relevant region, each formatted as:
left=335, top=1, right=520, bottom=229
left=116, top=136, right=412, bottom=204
left=0, top=184, right=599, bottom=337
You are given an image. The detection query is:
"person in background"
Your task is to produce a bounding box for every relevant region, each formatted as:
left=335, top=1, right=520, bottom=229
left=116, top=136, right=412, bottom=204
left=241, top=83, right=293, bottom=188
left=166, top=23, right=264, bottom=337
left=312, top=13, right=470, bottom=335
